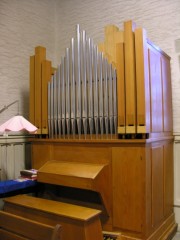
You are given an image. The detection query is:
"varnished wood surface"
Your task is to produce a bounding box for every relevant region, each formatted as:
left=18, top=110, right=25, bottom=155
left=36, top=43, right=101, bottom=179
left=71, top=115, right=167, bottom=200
left=38, top=160, right=111, bottom=216
left=0, top=229, right=28, bottom=240
left=4, top=195, right=101, bottom=221
left=135, top=28, right=150, bottom=133
left=28, top=137, right=176, bottom=239
left=116, top=42, right=125, bottom=133
left=124, top=20, right=136, bottom=133
left=34, top=46, right=46, bottom=134
left=161, top=54, right=173, bottom=133
left=38, top=160, right=106, bottom=181
left=0, top=210, right=61, bottom=240
left=3, top=195, right=103, bottom=240
left=29, top=134, right=174, bottom=144
left=42, top=60, right=52, bottom=134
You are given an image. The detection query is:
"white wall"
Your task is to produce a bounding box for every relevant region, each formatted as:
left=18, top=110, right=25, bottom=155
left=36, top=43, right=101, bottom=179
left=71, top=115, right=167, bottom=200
left=0, top=0, right=56, bottom=123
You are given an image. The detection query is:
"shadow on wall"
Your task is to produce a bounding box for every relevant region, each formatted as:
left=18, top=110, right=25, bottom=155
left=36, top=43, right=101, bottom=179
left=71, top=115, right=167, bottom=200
left=21, top=89, right=30, bottom=120
left=175, top=39, right=180, bottom=75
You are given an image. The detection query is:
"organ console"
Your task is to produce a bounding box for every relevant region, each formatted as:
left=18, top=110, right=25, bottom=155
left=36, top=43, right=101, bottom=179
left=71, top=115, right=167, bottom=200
left=1, top=20, right=177, bottom=240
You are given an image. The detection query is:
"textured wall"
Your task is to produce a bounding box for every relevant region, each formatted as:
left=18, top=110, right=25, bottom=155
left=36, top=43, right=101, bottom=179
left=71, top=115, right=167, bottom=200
left=0, top=0, right=56, bottom=123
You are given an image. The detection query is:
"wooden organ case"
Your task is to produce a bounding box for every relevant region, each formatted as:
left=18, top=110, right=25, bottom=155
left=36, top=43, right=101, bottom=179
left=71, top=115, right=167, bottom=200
left=2, top=20, right=177, bottom=240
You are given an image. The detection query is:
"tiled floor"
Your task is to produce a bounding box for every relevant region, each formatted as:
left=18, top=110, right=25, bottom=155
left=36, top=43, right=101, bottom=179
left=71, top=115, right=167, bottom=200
left=173, top=232, right=180, bottom=240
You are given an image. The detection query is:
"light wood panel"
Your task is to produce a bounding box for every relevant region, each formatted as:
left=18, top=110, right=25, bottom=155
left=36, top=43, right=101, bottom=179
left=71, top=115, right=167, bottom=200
left=148, top=45, right=163, bottom=133
left=164, top=142, right=174, bottom=217
left=161, top=54, right=173, bottom=133
left=42, top=60, right=52, bottom=134
left=34, top=46, right=46, bottom=134
left=104, top=25, right=119, bottom=64
left=124, top=20, right=136, bottom=133
left=116, top=43, right=125, bottom=133
left=112, top=146, right=144, bottom=232
left=135, top=28, right=150, bottom=133
left=52, top=144, right=111, bottom=164
left=31, top=142, right=52, bottom=169
left=151, top=145, right=164, bottom=227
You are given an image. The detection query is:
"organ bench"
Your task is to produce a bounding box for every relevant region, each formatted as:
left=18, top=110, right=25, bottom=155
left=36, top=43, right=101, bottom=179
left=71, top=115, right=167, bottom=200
left=2, top=194, right=103, bottom=240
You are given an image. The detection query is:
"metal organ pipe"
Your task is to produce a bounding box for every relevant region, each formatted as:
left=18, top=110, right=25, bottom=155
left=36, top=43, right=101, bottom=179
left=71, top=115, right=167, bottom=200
left=48, top=25, right=117, bottom=139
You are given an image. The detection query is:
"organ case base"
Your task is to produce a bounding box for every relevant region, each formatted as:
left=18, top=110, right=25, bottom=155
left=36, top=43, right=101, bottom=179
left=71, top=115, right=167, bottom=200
left=30, top=137, right=177, bottom=240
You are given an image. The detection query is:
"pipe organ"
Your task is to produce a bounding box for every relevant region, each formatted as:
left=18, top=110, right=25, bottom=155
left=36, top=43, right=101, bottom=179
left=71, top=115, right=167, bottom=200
left=1, top=20, right=176, bottom=240
left=48, top=25, right=118, bottom=138
left=29, top=20, right=173, bottom=140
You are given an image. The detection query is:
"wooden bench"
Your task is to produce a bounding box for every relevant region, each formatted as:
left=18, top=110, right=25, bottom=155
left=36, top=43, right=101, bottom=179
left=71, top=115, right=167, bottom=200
left=0, top=210, right=61, bottom=240
left=3, top=194, right=103, bottom=240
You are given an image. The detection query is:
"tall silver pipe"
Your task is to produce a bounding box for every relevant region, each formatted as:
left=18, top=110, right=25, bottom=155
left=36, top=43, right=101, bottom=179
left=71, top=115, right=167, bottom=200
left=108, top=64, right=113, bottom=136
left=113, top=68, right=117, bottom=134
left=103, top=58, right=109, bottom=136
left=81, top=30, right=88, bottom=137
left=87, top=37, right=94, bottom=136
left=98, top=52, right=104, bottom=136
left=65, top=48, right=70, bottom=138
left=50, top=75, right=54, bottom=138
left=48, top=81, right=51, bottom=138
left=57, top=65, right=61, bottom=138
left=93, top=45, right=99, bottom=136
left=75, top=24, right=82, bottom=137
left=54, top=71, right=58, bottom=138
left=61, top=57, right=66, bottom=138
left=70, top=38, right=76, bottom=137
left=48, top=25, right=117, bottom=138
